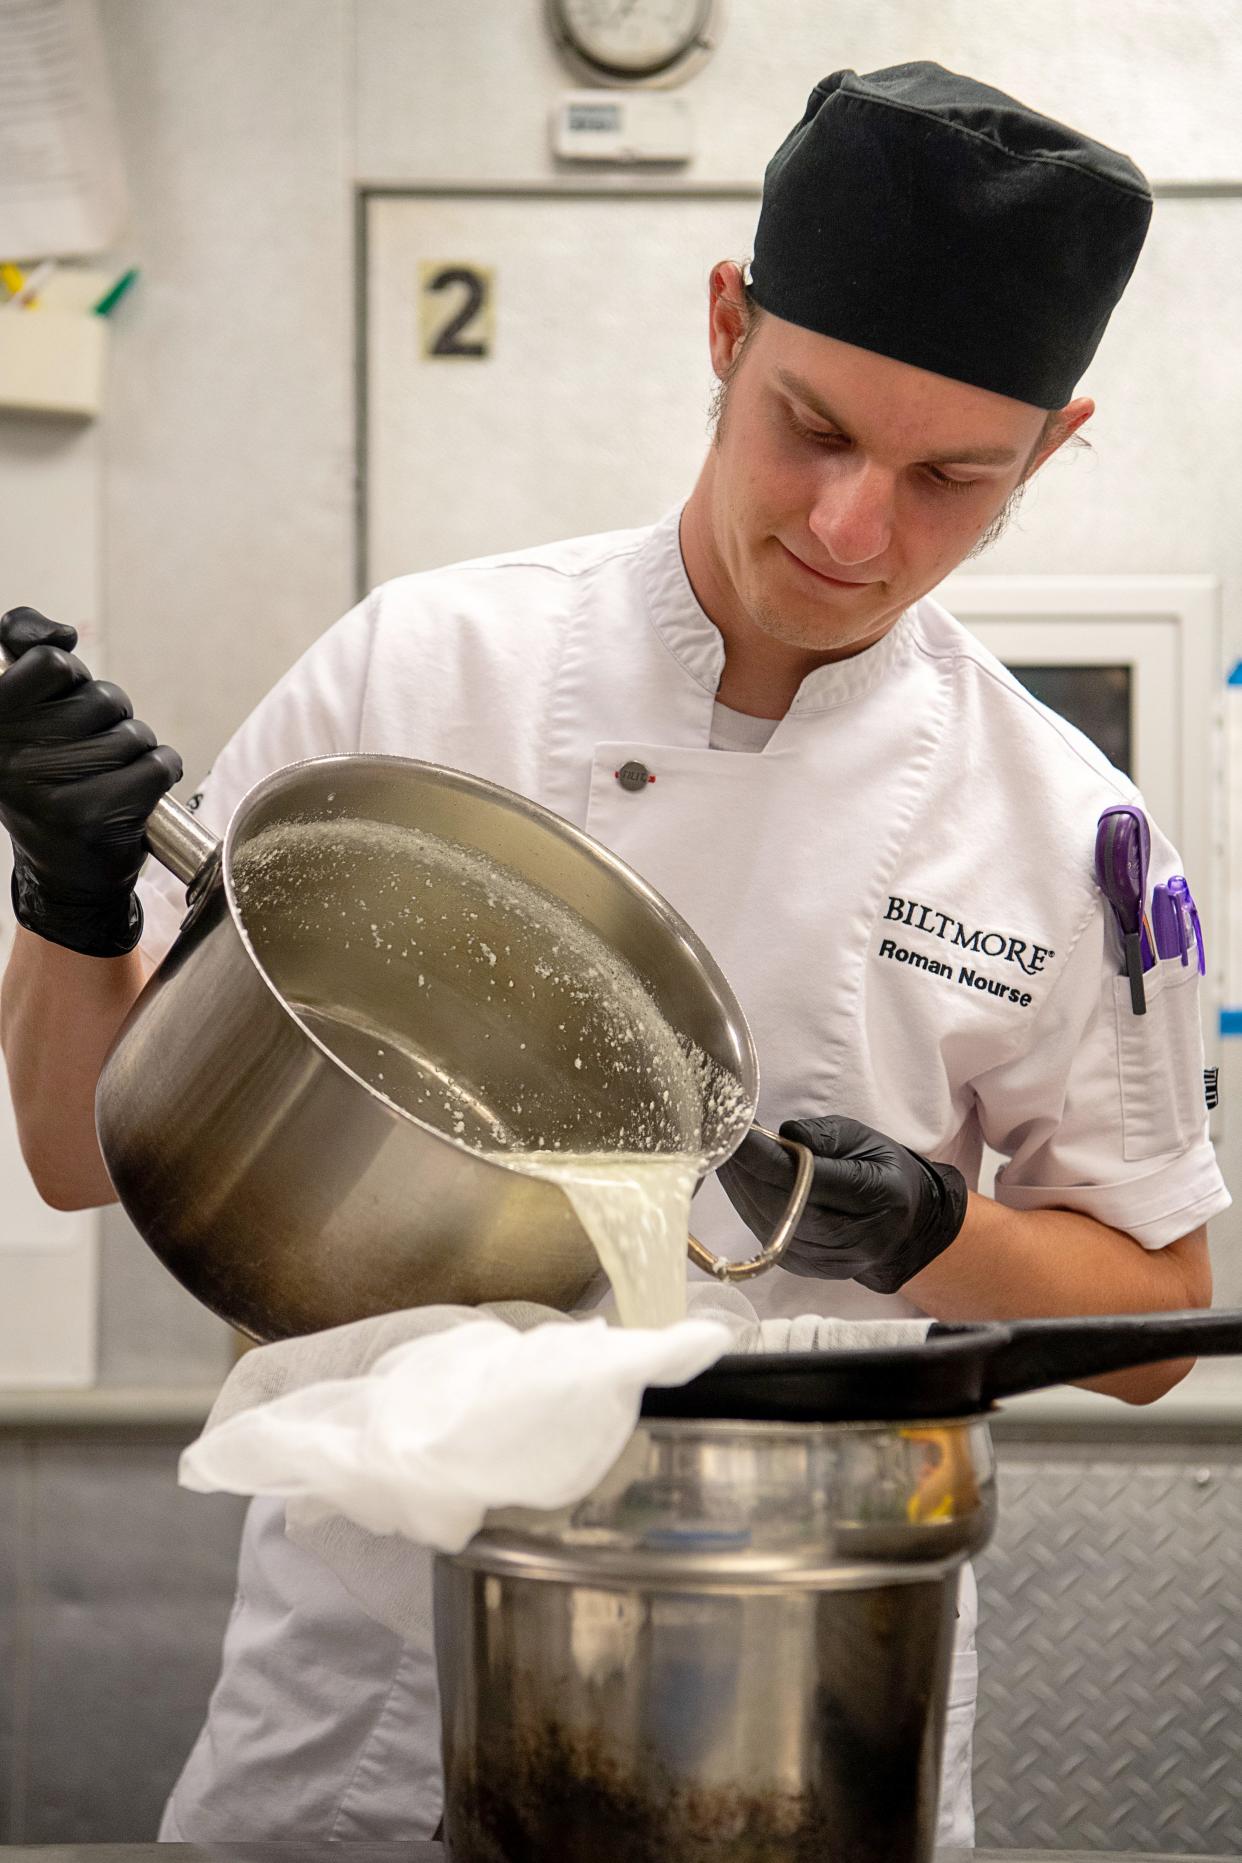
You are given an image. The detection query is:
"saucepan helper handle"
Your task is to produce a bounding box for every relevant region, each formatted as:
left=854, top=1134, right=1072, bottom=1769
left=687, top=1126, right=814, bottom=1283
left=979, top=1308, right=1242, bottom=1404
left=0, top=641, right=221, bottom=902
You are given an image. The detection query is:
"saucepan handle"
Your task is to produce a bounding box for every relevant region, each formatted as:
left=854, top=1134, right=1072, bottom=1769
left=0, top=639, right=221, bottom=901
left=687, top=1125, right=814, bottom=1283
left=144, top=797, right=220, bottom=898
left=980, top=1309, right=1242, bottom=1403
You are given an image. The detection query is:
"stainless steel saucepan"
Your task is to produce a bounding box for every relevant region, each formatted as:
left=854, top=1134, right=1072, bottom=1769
left=94, top=759, right=812, bottom=1339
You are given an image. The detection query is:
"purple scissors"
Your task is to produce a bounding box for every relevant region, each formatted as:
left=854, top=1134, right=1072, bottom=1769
left=1095, top=805, right=1154, bottom=1015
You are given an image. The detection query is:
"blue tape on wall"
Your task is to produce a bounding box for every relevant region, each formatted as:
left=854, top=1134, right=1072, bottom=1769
left=1221, top=1009, right=1242, bottom=1037
left=1228, top=660, right=1242, bottom=686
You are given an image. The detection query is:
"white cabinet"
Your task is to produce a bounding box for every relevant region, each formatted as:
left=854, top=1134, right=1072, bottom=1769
left=0, top=854, right=99, bottom=1387
left=0, top=423, right=102, bottom=1386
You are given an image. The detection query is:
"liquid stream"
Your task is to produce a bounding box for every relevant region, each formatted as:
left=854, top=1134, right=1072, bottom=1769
left=296, top=1000, right=708, bottom=1330
left=492, top=1150, right=701, bottom=1329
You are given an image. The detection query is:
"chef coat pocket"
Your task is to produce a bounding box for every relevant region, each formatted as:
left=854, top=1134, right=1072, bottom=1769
left=1114, top=960, right=1205, bottom=1162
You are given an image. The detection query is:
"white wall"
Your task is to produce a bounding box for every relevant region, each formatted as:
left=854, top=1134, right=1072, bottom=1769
left=101, top=0, right=355, bottom=791
left=1, top=0, right=1238, bottom=1381
left=355, top=0, right=1242, bottom=185
left=0, top=418, right=101, bottom=1384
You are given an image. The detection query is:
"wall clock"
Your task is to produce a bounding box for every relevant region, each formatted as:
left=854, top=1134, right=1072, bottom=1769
left=547, top=0, right=720, bottom=88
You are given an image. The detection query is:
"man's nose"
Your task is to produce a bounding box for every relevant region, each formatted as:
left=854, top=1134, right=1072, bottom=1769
left=808, top=458, right=894, bottom=567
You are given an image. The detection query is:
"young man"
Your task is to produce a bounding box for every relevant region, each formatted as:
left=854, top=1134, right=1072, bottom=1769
left=0, top=63, right=1227, bottom=1849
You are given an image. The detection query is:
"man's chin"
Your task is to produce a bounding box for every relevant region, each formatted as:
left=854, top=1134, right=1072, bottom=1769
left=749, top=592, right=890, bottom=657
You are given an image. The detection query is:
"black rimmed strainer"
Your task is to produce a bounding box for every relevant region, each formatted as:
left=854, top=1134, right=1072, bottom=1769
left=641, top=1309, right=1242, bottom=1423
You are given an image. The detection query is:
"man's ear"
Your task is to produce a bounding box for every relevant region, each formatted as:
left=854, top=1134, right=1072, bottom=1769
left=708, top=260, right=750, bottom=379
left=1024, top=396, right=1095, bottom=479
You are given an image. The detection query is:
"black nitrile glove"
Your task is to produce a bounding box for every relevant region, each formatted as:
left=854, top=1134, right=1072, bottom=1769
left=718, top=1114, right=969, bottom=1295
left=0, top=607, right=182, bottom=958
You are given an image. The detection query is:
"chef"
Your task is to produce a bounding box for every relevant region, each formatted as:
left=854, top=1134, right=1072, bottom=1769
left=0, top=61, right=1228, bottom=1852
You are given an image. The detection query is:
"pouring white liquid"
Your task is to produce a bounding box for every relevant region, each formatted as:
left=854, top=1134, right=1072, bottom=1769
left=496, top=1150, right=699, bottom=1328
left=234, top=817, right=749, bottom=1327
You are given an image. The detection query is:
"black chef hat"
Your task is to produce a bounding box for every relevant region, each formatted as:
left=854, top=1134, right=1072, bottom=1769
left=749, top=62, right=1152, bottom=409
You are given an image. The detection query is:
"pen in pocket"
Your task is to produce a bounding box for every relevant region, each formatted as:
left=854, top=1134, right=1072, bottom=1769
left=1151, top=876, right=1205, bottom=973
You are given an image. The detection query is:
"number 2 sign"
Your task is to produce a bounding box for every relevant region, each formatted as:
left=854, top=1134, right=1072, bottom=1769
left=418, top=262, right=494, bottom=360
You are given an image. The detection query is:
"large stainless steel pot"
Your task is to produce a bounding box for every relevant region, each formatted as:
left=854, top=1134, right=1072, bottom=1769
left=96, top=759, right=810, bottom=1341
left=438, top=1413, right=985, bottom=1863
left=436, top=1311, right=1242, bottom=1863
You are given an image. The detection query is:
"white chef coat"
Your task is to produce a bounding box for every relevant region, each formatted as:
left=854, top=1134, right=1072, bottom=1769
left=143, top=507, right=1228, bottom=1849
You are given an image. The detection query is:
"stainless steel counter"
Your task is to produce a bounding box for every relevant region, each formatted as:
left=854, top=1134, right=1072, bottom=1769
left=8, top=1346, right=1242, bottom=1447
left=3, top=1352, right=1242, bottom=1436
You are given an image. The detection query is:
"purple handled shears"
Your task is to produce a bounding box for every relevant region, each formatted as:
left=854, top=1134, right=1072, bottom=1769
left=1094, top=805, right=1154, bottom=1015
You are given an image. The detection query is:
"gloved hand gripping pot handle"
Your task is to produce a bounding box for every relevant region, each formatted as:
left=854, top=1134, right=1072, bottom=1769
left=0, top=608, right=212, bottom=957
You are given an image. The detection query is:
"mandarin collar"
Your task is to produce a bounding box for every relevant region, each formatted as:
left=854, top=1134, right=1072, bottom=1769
left=639, top=506, right=914, bottom=717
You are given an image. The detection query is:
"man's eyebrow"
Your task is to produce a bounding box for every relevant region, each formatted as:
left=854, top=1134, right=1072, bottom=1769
left=774, top=369, right=1021, bottom=467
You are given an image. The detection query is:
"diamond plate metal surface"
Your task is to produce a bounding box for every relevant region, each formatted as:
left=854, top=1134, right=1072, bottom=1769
left=975, top=1446, right=1242, bottom=1855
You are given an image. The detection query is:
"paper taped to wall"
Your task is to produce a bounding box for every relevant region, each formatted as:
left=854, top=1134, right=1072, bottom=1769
left=0, top=0, right=127, bottom=258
